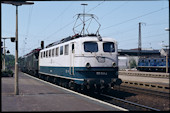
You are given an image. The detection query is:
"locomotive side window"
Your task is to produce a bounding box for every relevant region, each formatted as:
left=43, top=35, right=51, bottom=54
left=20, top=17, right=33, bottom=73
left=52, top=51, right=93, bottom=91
left=84, top=42, right=98, bottom=52
left=52, top=49, right=54, bottom=57
left=60, top=46, right=63, bottom=55
left=103, top=42, right=115, bottom=52
left=44, top=51, right=45, bottom=57
left=41, top=52, right=43, bottom=58
left=56, top=47, right=59, bottom=56
left=42, top=52, right=43, bottom=58
left=46, top=50, right=48, bottom=58
left=64, top=44, right=69, bottom=55
left=49, top=49, right=51, bottom=57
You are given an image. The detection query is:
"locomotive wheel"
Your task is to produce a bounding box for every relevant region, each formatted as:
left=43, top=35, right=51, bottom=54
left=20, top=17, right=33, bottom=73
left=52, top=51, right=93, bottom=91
left=74, top=84, right=81, bottom=91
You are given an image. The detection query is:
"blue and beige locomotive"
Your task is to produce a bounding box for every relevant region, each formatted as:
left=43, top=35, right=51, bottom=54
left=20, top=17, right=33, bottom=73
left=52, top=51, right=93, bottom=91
left=20, top=8, right=122, bottom=91
left=38, top=34, right=121, bottom=91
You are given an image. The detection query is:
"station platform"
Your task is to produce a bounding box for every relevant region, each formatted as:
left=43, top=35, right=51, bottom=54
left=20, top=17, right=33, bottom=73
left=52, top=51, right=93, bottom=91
left=1, top=71, right=127, bottom=111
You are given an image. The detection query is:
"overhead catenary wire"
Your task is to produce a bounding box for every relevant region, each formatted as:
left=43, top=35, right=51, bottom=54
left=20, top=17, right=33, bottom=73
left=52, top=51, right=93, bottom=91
left=22, top=5, right=33, bottom=56
left=42, top=19, right=76, bottom=41
left=86, top=0, right=105, bottom=13
left=21, top=2, right=168, bottom=56
left=118, top=33, right=168, bottom=43
left=101, top=7, right=168, bottom=31
left=43, top=1, right=105, bottom=42
left=37, top=2, right=74, bottom=36
left=25, top=2, right=75, bottom=54
left=100, top=1, right=129, bottom=20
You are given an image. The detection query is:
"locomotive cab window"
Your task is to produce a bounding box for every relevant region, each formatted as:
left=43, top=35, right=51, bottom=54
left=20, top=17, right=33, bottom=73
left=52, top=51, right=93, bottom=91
left=72, top=44, right=74, bottom=53
left=84, top=42, right=98, bottom=52
left=103, top=42, right=115, bottom=52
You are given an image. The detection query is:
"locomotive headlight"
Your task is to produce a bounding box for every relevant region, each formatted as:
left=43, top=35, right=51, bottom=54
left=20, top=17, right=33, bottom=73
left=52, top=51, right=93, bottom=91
left=86, top=62, right=91, bottom=68
left=112, top=62, right=116, bottom=67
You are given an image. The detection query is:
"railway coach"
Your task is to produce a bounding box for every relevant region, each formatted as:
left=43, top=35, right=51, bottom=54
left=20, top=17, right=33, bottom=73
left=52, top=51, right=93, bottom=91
left=137, top=57, right=170, bottom=72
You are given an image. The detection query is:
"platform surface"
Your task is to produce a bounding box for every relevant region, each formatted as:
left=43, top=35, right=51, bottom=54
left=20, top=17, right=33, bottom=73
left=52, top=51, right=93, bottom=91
left=1, top=71, right=127, bottom=111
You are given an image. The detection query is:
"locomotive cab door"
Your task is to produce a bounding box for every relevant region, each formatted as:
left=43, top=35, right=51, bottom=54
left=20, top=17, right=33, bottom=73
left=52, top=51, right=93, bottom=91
left=69, top=43, right=75, bottom=75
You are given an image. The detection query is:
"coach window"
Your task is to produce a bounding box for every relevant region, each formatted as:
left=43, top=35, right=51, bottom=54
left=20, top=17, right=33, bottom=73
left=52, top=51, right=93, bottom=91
left=64, top=44, right=69, bottom=55
left=44, top=51, right=45, bottom=57
left=56, top=47, right=59, bottom=56
left=142, top=60, right=144, bottom=63
left=60, top=46, right=63, bottom=55
left=103, top=42, right=115, bottom=52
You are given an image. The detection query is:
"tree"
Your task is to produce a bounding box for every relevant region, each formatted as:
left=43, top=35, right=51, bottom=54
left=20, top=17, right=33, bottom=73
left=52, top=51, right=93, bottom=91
left=5, top=54, right=15, bottom=69
left=129, top=58, right=137, bottom=69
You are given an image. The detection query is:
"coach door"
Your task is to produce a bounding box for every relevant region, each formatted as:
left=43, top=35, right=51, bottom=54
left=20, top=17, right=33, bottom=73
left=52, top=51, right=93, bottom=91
left=69, top=43, right=75, bottom=75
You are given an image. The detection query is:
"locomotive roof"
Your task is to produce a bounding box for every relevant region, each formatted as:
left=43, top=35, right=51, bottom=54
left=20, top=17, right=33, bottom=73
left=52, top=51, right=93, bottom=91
left=24, top=48, right=41, bottom=57
left=45, top=33, right=100, bottom=48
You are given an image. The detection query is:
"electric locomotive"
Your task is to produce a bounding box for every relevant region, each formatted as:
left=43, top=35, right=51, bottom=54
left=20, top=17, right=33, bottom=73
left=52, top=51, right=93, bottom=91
left=20, top=5, right=122, bottom=91
left=39, top=34, right=121, bottom=91
left=20, top=48, right=41, bottom=76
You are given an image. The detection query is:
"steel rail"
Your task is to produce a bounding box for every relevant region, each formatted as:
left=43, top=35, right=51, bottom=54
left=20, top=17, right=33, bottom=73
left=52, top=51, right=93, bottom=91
left=100, top=93, right=160, bottom=111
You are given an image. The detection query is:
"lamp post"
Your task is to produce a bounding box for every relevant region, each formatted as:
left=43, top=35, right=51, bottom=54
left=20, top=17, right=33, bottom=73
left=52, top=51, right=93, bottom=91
left=2, top=1, right=34, bottom=95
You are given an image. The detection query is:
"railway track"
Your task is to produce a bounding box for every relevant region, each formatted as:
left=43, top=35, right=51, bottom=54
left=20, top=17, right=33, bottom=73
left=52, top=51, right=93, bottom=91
left=118, top=85, right=170, bottom=99
left=79, top=89, right=161, bottom=111
left=99, top=93, right=160, bottom=111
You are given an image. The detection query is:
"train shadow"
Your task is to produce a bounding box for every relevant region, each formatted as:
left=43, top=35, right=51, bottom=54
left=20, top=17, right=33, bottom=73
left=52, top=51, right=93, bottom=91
left=107, top=88, right=137, bottom=99
left=78, top=86, right=137, bottom=100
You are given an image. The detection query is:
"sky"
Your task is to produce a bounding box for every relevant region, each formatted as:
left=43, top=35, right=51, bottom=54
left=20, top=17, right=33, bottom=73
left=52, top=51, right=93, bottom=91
left=1, top=0, right=169, bottom=57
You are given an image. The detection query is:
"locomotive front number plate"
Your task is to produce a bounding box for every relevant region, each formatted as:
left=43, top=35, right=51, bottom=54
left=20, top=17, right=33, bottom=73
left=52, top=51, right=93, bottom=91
left=96, top=72, right=107, bottom=75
